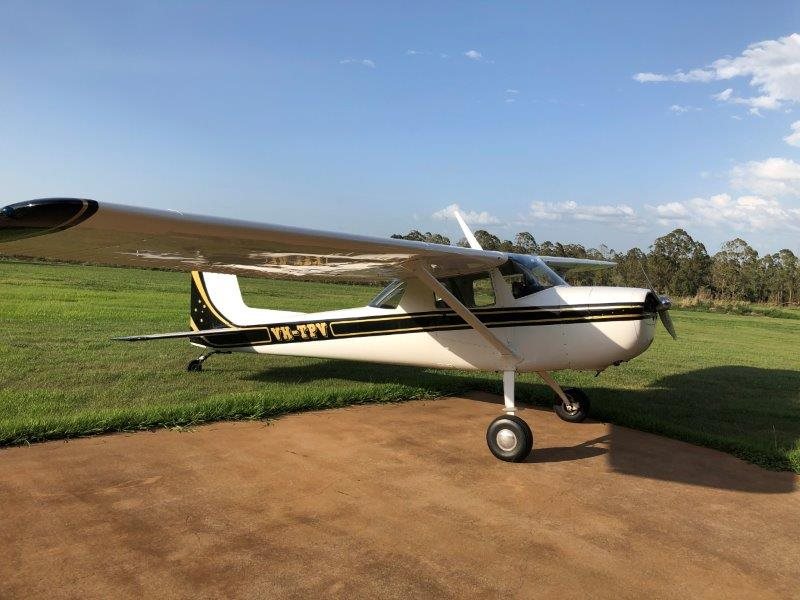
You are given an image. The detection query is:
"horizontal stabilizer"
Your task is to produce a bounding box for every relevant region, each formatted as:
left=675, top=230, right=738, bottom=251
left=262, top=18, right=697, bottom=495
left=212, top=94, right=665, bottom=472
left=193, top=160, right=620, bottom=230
left=114, top=327, right=241, bottom=342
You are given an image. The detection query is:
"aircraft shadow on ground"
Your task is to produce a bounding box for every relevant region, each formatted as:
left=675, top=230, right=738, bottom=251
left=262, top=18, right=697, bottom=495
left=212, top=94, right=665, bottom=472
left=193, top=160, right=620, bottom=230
left=246, top=362, right=798, bottom=494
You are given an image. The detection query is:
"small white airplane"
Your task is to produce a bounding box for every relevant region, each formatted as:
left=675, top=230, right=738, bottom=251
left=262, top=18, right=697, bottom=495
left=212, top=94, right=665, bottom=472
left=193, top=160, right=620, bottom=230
left=0, top=198, right=676, bottom=462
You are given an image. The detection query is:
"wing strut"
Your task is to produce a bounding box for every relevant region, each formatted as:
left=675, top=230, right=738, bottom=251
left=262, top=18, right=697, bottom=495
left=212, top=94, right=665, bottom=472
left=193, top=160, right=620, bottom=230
left=410, top=263, right=520, bottom=368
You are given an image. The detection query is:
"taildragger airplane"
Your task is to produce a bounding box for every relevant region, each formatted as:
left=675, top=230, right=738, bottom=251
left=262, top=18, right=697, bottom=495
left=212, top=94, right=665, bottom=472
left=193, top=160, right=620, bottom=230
left=0, top=198, right=676, bottom=462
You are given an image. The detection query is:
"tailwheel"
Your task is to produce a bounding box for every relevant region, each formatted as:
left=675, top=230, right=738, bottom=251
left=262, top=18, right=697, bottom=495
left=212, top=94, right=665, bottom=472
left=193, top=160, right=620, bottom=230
left=486, top=415, right=533, bottom=462
left=186, top=350, right=226, bottom=372
left=554, top=388, right=591, bottom=423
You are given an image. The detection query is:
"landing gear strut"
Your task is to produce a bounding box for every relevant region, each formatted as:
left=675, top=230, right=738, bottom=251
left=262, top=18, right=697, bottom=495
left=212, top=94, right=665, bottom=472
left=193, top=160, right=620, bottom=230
left=186, top=350, right=228, bottom=372
left=486, top=370, right=534, bottom=462
left=536, top=371, right=591, bottom=423
left=485, top=371, right=592, bottom=462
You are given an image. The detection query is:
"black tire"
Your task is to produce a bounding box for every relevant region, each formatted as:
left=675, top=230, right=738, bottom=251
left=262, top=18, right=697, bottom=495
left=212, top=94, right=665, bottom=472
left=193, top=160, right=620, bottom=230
left=187, top=359, right=203, bottom=372
left=486, top=415, right=534, bottom=462
left=554, top=388, right=591, bottom=422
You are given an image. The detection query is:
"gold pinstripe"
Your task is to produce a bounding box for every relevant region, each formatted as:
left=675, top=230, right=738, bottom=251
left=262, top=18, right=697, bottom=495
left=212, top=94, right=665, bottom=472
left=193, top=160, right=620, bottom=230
left=329, top=312, right=651, bottom=338
left=191, top=271, right=236, bottom=327
left=183, top=301, right=648, bottom=338
left=328, top=303, right=642, bottom=327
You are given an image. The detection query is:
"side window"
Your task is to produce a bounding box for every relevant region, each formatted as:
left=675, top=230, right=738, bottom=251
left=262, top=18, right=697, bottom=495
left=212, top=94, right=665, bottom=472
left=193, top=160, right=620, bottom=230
left=434, top=272, right=495, bottom=308
left=471, top=273, right=496, bottom=307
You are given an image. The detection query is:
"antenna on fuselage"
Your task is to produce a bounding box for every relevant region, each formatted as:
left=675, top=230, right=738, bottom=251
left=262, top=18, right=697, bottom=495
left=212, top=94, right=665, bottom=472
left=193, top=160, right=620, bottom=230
left=453, top=210, right=483, bottom=250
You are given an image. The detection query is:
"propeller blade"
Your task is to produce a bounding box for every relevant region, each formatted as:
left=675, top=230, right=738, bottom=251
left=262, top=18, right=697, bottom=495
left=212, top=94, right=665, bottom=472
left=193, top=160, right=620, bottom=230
left=640, top=261, right=678, bottom=341
left=453, top=210, right=483, bottom=250
left=658, top=307, right=678, bottom=340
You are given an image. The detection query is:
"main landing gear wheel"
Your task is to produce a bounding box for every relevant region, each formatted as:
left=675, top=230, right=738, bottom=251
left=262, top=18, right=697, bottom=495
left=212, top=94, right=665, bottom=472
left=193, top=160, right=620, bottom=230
left=486, top=415, right=533, bottom=462
left=554, top=387, right=591, bottom=423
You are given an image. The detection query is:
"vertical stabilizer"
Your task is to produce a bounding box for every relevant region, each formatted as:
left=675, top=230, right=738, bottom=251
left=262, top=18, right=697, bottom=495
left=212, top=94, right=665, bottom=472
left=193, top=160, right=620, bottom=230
left=189, top=271, right=239, bottom=330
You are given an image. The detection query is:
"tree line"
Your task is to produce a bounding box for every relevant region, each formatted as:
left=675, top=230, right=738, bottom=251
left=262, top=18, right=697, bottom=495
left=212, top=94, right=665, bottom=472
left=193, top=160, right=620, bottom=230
left=391, top=228, right=800, bottom=305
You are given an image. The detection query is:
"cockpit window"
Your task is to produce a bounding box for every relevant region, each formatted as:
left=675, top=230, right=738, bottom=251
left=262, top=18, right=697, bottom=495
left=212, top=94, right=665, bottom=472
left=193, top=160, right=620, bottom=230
left=369, top=279, right=406, bottom=309
left=500, top=255, right=567, bottom=298
left=434, top=272, right=496, bottom=308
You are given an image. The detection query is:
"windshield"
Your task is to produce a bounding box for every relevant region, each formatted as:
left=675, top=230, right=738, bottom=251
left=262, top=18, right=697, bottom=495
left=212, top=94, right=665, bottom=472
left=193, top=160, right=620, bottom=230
left=501, top=254, right=567, bottom=298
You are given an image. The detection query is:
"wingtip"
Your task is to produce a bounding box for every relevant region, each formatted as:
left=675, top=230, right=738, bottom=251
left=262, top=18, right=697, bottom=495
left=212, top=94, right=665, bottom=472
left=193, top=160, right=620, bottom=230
left=0, top=198, right=98, bottom=243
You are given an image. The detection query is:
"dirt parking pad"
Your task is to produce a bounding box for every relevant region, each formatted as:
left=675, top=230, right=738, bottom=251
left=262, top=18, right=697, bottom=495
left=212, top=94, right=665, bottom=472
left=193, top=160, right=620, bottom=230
left=1, top=394, right=798, bottom=599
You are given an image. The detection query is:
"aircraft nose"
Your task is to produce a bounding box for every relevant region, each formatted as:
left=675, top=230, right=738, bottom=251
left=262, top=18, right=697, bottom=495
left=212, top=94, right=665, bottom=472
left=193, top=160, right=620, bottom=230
left=636, top=310, right=657, bottom=354
left=0, top=198, right=98, bottom=243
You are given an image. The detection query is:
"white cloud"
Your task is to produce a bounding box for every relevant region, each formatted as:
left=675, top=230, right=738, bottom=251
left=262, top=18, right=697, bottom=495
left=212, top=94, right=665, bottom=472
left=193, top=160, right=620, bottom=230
left=784, top=120, right=800, bottom=146
left=649, top=157, right=800, bottom=233
left=507, top=194, right=800, bottom=236
left=669, top=104, right=701, bottom=114
left=712, top=87, right=779, bottom=116
left=634, top=33, right=800, bottom=113
left=652, top=193, right=800, bottom=232
left=729, top=157, right=800, bottom=197
left=432, top=203, right=500, bottom=225
left=505, top=88, right=519, bottom=94
left=464, top=50, right=483, bottom=61
left=339, top=58, right=375, bottom=68
left=505, top=98, right=516, bottom=104
left=713, top=88, right=733, bottom=101
left=634, top=69, right=716, bottom=83
left=405, top=49, right=424, bottom=56
left=526, top=200, right=642, bottom=227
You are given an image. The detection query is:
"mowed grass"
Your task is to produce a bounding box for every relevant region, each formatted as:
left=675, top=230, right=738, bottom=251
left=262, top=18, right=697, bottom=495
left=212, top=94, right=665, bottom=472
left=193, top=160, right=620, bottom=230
left=1, top=260, right=799, bottom=472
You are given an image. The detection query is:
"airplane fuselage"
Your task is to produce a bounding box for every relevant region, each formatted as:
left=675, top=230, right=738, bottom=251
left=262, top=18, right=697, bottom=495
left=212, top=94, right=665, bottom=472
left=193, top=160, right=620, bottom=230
left=190, top=271, right=657, bottom=373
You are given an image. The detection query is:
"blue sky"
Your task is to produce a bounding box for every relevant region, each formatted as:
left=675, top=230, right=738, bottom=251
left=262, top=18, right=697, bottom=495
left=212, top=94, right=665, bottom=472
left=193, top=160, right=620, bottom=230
left=2, top=1, right=800, bottom=254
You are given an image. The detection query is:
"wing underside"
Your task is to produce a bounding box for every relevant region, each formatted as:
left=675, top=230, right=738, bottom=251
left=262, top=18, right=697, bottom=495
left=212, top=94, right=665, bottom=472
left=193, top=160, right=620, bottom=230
left=0, top=198, right=507, bottom=281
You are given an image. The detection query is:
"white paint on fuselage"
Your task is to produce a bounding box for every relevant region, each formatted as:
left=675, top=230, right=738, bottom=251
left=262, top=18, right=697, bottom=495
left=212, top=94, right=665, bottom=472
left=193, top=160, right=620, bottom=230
left=198, top=271, right=656, bottom=372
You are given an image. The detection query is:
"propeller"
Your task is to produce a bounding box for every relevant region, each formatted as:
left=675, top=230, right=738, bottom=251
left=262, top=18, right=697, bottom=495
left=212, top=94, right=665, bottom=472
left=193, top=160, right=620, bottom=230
left=640, top=264, right=678, bottom=340
left=655, top=295, right=677, bottom=340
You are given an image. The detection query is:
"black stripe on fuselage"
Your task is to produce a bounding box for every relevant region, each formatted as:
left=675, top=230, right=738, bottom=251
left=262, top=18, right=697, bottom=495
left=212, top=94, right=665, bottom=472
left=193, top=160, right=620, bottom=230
left=191, top=303, right=656, bottom=349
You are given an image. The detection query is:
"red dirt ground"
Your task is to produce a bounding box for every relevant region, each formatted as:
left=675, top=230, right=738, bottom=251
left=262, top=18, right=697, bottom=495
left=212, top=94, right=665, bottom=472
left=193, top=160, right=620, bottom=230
left=1, top=394, right=797, bottom=599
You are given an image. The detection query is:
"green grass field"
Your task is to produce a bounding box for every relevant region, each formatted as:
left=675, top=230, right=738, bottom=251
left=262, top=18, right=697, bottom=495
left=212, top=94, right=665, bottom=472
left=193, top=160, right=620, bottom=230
left=1, top=260, right=799, bottom=472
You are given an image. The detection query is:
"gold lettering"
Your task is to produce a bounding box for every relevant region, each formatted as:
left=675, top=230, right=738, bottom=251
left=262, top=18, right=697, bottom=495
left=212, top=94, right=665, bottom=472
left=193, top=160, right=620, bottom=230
left=307, top=323, right=318, bottom=338
left=297, top=324, right=309, bottom=339
left=280, top=326, right=292, bottom=340
left=270, top=326, right=283, bottom=341
left=316, top=322, right=328, bottom=337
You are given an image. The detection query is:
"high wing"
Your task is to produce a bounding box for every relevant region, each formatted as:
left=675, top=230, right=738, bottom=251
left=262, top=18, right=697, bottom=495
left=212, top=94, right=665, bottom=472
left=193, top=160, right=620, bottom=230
left=0, top=198, right=507, bottom=281
left=539, top=256, right=616, bottom=273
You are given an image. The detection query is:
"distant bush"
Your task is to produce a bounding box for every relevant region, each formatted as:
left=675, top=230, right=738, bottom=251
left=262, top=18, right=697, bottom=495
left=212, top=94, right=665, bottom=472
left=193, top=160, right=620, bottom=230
left=674, top=296, right=800, bottom=320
